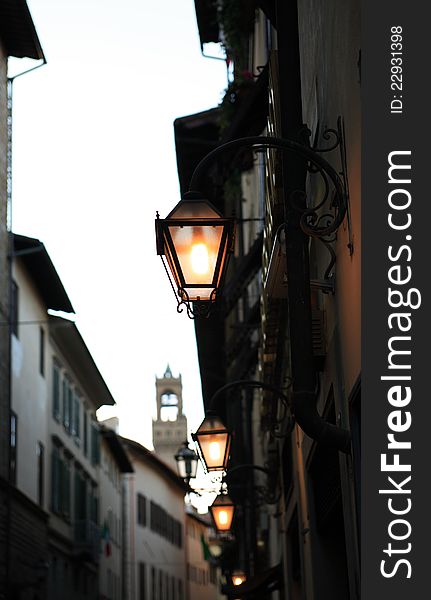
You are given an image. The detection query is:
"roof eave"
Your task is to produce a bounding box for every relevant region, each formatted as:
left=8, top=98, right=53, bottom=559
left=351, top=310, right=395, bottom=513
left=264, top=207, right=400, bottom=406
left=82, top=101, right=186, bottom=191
left=0, top=0, right=45, bottom=60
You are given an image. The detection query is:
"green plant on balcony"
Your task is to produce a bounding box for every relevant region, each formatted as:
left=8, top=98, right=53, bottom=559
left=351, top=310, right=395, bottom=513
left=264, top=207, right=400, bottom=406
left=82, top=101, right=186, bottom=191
left=218, top=0, right=256, bottom=71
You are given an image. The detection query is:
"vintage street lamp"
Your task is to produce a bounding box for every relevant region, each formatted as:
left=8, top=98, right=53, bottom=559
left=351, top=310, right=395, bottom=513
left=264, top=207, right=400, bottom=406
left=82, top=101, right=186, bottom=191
left=156, top=192, right=235, bottom=318
left=174, top=441, right=198, bottom=483
left=231, top=570, right=247, bottom=586
left=192, top=414, right=231, bottom=472
left=156, top=123, right=350, bottom=319
left=209, top=493, right=235, bottom=532
left=191, top=379, right=291, bottom=474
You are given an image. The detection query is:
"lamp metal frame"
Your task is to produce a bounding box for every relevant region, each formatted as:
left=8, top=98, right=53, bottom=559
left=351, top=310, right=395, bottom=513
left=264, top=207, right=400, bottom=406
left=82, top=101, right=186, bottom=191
left=192, top=415, right=232, bottom=473
left=156, top=196, right=235, bottom=318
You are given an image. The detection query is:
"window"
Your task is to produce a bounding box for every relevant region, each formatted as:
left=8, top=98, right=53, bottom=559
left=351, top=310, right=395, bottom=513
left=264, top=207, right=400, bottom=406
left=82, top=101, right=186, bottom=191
left=74, top=469, right=87, bottom=521
left=139, top=563, right=147, bottom=600
left=90, top=421, right=100, bottom=465
left=137, top=493, right=147, bottom=526
left=83, top=408, right=88, bottom=456
left=209, top=564, right=217, bottom=585
left=90, top=483, right=98, bottom=523
left=37, top=441, right=44, bottom=506
left=72, top=391, right=81, bottom=442
left=62, top=456, right=71, bottom=519
left=151, top=568, right=156, bottom=600
left=11, top=280, right=18, bottom=338
left=107, top=569, right=113, bottom=600
left=10, top=411, right=17, bottom=484
left=51, top=444, right=71, bottom=520
left=52, top=361, right=61, bottom=421
left=150, top=501, right=182, bottom=547
left=39, top=327, right=45, bottom=376
left=51, top=445, right=61, bottom=513
left=68, top=385, right=74, bottom=434
left=63, top=377, right=71, bottom=432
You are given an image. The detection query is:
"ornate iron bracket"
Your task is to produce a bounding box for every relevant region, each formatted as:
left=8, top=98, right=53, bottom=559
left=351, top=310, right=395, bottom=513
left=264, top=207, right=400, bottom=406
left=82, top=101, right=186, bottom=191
left=189, top=118, right=349, bottom=292
left=189, top=118, right=349, bottom=241
left=223, top=464, right=281, bottom=506
left=160, top=252, right=217, bottom=319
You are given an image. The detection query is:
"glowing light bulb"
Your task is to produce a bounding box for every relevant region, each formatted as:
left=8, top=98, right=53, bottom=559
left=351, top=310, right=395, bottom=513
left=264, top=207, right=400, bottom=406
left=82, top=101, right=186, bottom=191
left=209, top=441, right=221, bottom=461
left=218, top=510, right=228, bottom=525
left=190, top=243, right=209, bottom=275
left=233, top=577, right=243, bottom=586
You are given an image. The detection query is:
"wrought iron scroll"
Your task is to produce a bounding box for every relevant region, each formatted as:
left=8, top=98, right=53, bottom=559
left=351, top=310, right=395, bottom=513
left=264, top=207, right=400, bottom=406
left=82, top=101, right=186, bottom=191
left=189, top=119, right=349, bottom=241
left=160, top=254, right=216, bottom=319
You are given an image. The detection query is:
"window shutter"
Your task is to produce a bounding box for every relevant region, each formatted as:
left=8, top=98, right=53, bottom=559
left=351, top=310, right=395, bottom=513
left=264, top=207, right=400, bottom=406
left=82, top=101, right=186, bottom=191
left=62, top=379, right=68, bottom=429
left=51, top=447, right=60, bottom=512
left=68, top=386, right=73, bottom=434
left=63, top=460, right=71, bottom=518
left=53, top=363, right=60, bottom=421
left=73, top=394, right=80, bottom=439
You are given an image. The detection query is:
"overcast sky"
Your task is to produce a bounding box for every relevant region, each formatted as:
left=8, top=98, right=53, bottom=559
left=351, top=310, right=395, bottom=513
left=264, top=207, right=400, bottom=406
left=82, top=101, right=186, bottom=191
left=10, top=0, right=227, bottom=453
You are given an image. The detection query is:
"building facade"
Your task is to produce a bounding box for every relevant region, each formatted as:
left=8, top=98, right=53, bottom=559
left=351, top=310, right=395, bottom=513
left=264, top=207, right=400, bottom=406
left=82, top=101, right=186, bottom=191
left=0, top=3, right=45, bottom=597
left=10, top=233, right=125, bottom=600
left=121, top=437, right=187, bottom=600
left=185, top=508, right=219, bottom=600
left=99, top=425, right=134, bottom=600
left=174, top=2, right=361, bottom=598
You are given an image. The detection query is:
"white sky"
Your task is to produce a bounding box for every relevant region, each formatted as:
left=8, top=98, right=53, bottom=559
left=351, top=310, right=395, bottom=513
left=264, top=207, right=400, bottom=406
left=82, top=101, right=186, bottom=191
left=10, top=0, right=227, bottom=452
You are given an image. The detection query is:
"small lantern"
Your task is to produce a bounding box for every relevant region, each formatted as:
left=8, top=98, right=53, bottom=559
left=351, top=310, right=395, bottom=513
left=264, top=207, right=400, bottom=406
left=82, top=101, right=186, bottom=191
left=210, top=493, right=235, bottom=532
left=192, top=414, right=231, bottom=472
left=156, top=193, right=235, bottom=317
left=231, top=570, right=247, bottom=586
left=174, top=441, right=198, bottom=482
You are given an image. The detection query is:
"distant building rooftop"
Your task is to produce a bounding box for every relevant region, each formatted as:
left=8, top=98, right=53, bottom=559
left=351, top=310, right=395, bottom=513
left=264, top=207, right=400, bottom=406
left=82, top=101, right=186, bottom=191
left=121, top=436, right=187, bottom=493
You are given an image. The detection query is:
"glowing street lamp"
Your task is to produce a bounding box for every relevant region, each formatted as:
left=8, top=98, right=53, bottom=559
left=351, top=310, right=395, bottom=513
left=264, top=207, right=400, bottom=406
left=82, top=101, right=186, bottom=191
left=156, top=192, right=235, bottom=318
left=192, top=414, right=231, bottom=472
left=209, top=493, right=235, bottom=532
left=231, top=570, right=247, bottom=586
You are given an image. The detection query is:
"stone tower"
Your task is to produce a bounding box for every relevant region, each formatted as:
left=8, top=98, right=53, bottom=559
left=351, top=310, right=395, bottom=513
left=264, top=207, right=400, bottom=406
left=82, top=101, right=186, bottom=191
left=152, top=365, right=187, bottom=470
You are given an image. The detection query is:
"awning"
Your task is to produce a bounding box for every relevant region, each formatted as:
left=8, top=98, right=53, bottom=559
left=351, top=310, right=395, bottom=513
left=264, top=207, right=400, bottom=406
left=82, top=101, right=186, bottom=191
left=222, top=563, right=283, bottom=597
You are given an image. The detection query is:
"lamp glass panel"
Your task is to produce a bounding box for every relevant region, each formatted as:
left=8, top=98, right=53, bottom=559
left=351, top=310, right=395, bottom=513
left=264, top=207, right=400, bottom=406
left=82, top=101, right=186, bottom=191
left=210, top=498, right=234, bottom=532
left=176, top=459, right=187, bottom=480
left=199, top=432, right=229, bottom=470
left=175, top=447, right=198, bottom=480
left=214, top=235, right=229, bottom=287
left=190, top=458, right=198, bottom=478
left=186, top=454, right=198, bottom=478
left=168, top=224, right=224, bottom=286
left=195, top=415, right=230, bottom=471
left=167, top=200, right=221, bottom=220
left=232, top=571, right=246, bottom=586
left=164, top=236, right=183, bottom=289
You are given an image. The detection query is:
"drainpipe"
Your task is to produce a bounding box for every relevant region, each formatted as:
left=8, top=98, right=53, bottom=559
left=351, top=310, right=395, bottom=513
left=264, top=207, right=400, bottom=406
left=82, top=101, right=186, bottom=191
left=5, top=56, right=46, bottom=598
left=275, top=0, right=351, bottom=455
left=189, top=131, right=352, bottom=453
